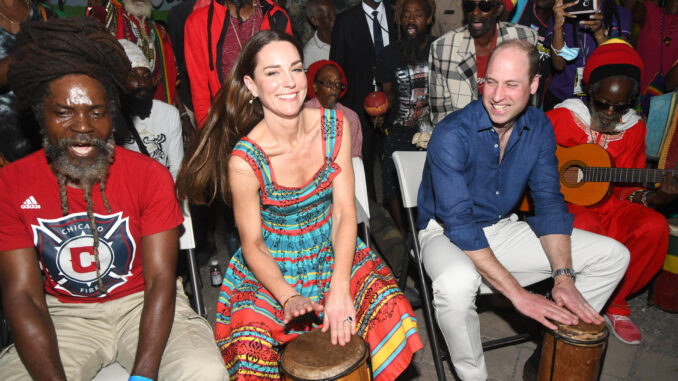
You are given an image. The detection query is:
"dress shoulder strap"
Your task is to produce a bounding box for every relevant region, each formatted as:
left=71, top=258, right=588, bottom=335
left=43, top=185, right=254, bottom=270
left=231, top=137, right=274, bottom=189
left=321, top=108, right=344, bottom=162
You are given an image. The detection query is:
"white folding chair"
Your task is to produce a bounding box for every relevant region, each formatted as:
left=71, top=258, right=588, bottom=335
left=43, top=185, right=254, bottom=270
left=352, top=157, right=371, bottom=248
left=179, top=200, right=206, bottom=317
left=391, top=151, right=446, bottom=380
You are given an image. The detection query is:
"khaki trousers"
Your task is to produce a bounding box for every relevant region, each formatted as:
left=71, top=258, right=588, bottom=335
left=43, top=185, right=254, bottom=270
left=0, top=281, right=227, bottom=381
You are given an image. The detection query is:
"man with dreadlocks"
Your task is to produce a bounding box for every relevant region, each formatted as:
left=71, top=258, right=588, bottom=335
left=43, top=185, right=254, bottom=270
left=0, top=17, right=226, bottom=381
left=376, top=0, right=434, bottom=234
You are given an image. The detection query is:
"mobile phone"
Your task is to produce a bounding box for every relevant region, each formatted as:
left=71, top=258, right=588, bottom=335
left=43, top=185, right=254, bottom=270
left=565, top=0, right=599, bottom=19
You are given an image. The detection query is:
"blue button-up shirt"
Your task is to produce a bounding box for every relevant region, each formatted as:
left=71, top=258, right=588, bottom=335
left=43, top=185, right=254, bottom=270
left=417, top=100, right=573, bottom=251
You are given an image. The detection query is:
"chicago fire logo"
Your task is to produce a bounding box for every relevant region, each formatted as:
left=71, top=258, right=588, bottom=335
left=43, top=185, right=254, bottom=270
left=32, top=212, right=136, bottom=297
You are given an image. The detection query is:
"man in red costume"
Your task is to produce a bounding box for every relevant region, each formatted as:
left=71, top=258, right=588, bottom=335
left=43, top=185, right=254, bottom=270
left=100, top=0, right=178, bottom=105
left=547, top=39, right=677, bottom=345
left=184, top=0, right=292, bottom=127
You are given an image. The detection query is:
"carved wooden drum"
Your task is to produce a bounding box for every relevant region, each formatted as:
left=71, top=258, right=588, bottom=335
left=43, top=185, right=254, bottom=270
left=537, top=320, right=608, bottom=381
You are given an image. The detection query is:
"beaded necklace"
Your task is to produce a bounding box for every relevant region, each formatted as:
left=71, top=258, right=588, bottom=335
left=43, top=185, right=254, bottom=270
left=662, top=12, right=678, bottom=46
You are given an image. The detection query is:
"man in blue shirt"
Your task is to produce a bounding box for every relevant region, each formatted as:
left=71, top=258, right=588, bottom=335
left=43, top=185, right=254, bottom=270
left=417, top=39, right=629, bottom=381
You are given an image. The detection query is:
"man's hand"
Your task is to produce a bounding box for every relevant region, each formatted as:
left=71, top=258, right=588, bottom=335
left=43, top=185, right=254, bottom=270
left=412, top=131, right=431, bottom=149
left=511, top=288, right=578, bottom=330
left=551, top=276, right=603, bottom=325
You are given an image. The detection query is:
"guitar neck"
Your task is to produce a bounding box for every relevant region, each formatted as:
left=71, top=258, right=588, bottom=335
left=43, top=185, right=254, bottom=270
left=583, top=167, right=677, bottom=183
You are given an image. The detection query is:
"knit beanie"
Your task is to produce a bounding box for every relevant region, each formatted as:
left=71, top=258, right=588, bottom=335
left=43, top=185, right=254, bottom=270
left=583, top=38, right=643, bottom=85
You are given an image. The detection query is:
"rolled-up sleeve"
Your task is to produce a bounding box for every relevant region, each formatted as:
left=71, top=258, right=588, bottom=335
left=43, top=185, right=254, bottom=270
left=427, top=128, right=490, bottom=251
left=526, top=118, right=574, bottom=237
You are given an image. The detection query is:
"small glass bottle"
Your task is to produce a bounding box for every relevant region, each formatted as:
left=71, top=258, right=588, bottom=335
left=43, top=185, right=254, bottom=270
left=209, top=259, right=222, bottom=287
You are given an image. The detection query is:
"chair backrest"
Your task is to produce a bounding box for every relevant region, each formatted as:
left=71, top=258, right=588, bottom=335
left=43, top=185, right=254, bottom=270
left=179, top=200, right=195, bottom=250
left=392, top=151, right=427, bottom=208
left=352, top=157, right=370, bottom=226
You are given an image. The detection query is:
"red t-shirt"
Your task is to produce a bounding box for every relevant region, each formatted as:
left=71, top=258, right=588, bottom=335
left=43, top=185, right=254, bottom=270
left=476, top=52, right=490, bottom=95
left=0, top=147, right=183, bottom=303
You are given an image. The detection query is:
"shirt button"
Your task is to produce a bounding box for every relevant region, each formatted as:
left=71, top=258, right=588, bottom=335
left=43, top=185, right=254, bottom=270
left=498, top=215, right=502, bottom=218
left=495, top=190, right=500, bottom=195
left=494, top=144, right=499, bottom=148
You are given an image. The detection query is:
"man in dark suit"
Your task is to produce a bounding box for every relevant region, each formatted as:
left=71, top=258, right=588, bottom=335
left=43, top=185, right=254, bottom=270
left=330, top=0, right=397, bottom=200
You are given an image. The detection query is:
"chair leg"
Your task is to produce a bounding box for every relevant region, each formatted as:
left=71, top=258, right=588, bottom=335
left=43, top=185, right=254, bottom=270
left=362, top=223, right=371, bottom=249
left=186, top=248, right=206, bottom=318
left=408, top=209, right=447, bottom=381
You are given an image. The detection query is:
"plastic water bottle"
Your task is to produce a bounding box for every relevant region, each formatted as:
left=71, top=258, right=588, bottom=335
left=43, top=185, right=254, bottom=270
left=210, top=259, right=222, bottom=287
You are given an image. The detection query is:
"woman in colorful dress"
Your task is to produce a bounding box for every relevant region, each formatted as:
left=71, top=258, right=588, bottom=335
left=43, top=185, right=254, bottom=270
left=176, top=30, right=422, bottom=380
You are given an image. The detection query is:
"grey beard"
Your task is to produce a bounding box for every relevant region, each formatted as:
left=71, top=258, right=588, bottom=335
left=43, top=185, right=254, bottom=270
left=44, top=135, right=116, bottom=188
left=123, top=0, right=152, bottom=19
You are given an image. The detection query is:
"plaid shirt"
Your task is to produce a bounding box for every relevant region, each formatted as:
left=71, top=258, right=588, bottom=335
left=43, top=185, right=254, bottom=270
left=428, top=22, right=538, bottom=125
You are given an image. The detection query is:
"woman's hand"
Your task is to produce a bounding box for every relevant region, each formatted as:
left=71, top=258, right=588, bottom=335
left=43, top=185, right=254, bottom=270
left=282, top=295, right=324, bottom=324
left=321, top=288, right=356, bottom=346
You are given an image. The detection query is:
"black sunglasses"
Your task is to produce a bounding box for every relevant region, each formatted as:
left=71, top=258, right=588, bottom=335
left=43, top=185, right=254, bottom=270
left=462, top=0, right=497, bottom=13
left=592, top=99, right=632, bottom=112
left=316, top=80, right=346, bottom=91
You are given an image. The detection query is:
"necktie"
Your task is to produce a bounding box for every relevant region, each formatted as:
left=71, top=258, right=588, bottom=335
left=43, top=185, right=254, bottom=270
left=372, top=10, right=383, bottom=56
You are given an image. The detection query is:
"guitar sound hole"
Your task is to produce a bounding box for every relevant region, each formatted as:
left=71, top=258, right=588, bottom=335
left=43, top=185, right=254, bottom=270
left=562, top=166, right=583, bottom=186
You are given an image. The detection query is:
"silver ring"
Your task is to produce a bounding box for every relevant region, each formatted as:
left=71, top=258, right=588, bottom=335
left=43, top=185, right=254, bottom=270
left=345, top=316, right=353, bottom=323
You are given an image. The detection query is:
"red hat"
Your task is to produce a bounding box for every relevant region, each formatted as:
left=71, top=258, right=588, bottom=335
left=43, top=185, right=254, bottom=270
left=583, top=38, right=643, bottom=85
left=306, top=60, right=348, bottom=99
left=501, top=0, right=517, bottom=12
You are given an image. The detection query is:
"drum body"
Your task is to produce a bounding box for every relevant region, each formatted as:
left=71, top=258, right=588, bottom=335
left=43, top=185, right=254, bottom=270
left=537, top=321, right=608, bottom=381
left=279, top=329, right=371, bottom=381
left=650, top=220, right=678, bottom=312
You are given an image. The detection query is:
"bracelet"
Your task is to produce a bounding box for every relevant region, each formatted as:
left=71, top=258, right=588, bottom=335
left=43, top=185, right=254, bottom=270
left=180, top=112, right=189, bottom=118
left=283, top=294, right=301, bottom=310
left=129, top=376, right=154, bottom=381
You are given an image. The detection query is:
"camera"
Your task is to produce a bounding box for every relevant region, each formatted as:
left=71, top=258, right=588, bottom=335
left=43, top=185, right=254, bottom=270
left=565, top=0, right=599, bottom=19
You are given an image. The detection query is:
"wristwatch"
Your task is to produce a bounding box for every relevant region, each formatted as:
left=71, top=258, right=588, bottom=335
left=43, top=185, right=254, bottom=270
left=552, top=268, right=576, bottom=281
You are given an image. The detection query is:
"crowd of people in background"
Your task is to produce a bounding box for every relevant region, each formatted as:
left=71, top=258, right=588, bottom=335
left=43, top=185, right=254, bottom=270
left=1, top=0, right=677, bottom=380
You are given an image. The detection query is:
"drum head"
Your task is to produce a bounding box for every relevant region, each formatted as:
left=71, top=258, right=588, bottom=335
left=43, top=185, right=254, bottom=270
left=550, top=320, right=608, bottom=345
left=280, top=329, right=368, bottom=380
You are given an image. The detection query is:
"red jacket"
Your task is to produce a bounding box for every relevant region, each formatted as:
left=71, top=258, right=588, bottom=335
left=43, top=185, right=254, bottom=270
left=184, top=0, right=292, bottom=128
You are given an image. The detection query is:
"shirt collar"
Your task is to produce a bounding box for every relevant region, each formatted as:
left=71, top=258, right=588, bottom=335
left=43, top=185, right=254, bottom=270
left=362, top=1, right=386, bottom=17
left=471, top=100, right=531, bottom=134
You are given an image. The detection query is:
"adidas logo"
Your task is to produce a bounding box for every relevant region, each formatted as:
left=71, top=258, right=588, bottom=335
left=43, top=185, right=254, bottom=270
left=21, top=196, right=41, bottom=210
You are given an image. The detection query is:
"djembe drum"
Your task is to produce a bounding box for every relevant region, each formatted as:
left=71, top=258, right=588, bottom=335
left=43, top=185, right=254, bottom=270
left=650, top=219, right=678, bottom=312
left=279, top=329, right=371, bottom=381
left=537, top=320, right=608, bottom=381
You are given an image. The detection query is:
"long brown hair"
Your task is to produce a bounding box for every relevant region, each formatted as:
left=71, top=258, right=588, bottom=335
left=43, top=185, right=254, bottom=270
left=176, top=30, right=303, bottom=205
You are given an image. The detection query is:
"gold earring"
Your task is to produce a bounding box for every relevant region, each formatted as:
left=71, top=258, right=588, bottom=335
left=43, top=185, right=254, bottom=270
left=249, top=96, right=255, bottom=104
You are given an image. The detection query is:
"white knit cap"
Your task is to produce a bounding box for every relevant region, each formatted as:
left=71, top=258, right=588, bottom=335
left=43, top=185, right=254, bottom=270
left=118, top=39, right=151, bottom=70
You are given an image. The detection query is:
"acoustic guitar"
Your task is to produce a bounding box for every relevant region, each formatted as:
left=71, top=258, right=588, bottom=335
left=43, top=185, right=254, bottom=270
left=554, top=143, right=676, bottom=206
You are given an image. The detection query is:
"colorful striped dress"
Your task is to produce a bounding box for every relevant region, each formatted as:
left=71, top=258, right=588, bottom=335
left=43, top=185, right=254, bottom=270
left=215, top=108, right=422, bottom=380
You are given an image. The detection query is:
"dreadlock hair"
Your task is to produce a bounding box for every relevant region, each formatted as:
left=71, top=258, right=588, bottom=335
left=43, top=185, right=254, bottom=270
left=176, top=29, right=303, bottom=206
left=9, top=16, right=131, bottom=294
